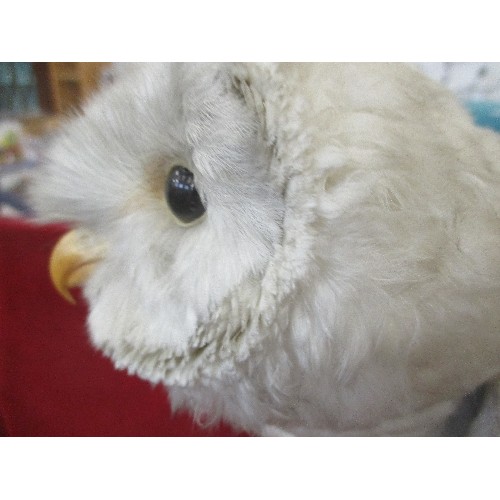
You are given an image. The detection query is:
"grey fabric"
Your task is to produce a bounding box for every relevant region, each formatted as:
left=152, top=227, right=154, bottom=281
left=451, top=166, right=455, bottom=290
left=468, top=380, right=500, bottom=436
left=441, top=380, right=500, bottom=436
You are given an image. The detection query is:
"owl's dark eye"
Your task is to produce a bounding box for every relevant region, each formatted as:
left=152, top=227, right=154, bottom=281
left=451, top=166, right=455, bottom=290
left=166, top=165, right=206, bottom=224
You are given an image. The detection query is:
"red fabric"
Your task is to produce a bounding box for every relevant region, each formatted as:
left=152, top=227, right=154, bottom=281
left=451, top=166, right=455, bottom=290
left=0, top=217, right=244, bottom=436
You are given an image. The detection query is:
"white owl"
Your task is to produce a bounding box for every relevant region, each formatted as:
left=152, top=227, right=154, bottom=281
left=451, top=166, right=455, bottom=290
left=31, top=63, right=500, bottom=436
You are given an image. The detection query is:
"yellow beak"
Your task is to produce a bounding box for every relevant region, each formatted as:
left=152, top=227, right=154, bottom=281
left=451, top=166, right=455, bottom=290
left=49, top=230, right=107, bottom=304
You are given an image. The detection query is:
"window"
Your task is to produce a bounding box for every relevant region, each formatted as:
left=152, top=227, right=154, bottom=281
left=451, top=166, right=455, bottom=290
left=0, top=63, right=40, bottom=116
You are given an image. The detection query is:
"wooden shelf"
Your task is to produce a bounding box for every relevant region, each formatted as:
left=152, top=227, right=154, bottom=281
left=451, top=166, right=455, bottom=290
left=33, top=62, right=110, bottom=115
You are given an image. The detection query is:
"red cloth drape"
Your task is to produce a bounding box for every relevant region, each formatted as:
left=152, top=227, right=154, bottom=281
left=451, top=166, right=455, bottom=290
left=0, top=217, right=243, bottom=436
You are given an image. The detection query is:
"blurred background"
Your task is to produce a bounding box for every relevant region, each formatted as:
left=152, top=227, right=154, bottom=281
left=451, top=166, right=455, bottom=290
left=0, top=62, right=111, bottom=217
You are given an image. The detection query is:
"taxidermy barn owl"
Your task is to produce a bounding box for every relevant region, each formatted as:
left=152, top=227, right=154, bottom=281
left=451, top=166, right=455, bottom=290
left=32, top=63, right=500, bottom=436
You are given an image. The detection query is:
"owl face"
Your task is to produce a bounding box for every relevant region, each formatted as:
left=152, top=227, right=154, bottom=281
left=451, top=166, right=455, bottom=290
left=34, top=63, right=287, bottom=384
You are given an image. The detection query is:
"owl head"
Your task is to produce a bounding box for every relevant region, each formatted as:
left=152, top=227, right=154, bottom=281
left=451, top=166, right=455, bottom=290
left=31, top=63, right=319, bottom=388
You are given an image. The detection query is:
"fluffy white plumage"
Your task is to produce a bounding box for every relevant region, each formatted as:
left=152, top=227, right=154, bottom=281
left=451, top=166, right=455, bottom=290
left=32, top=63, right=500, bottom=436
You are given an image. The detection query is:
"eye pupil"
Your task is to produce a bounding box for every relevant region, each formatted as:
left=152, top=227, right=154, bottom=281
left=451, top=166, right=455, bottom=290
left=166, top=165, right=206, bottom=224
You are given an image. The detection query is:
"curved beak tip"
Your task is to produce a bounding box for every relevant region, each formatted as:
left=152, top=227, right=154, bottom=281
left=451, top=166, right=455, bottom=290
left=49, top=230, right=105, bottom=304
